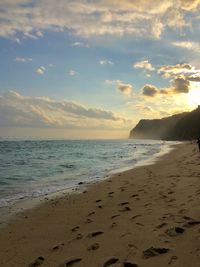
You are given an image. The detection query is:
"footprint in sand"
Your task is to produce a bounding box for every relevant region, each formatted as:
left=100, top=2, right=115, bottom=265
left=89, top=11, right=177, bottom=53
left=138, top=189, right=145, bottom=193
left=183, top=220, right=200, bottom=228
left=75, top=233, right=83, bottom=240
left=88, top=211, right=95, bottom=216
left=87, top=231, right=104, bottom=238
left=168, top=255, right=178, bottom=265
left=110, top=222, right=117, bottom=228
left=183, top=215, right=193, bottom=220
left=85, top=218, right=93, bottom=224
left=111, top=214, right=120, bottom=219
left=87, top=243, right=100, bottom=251
left=51, top=243, right=64, bottom=251
left=29, top=256, right=45, bottom=267
left=118, top=202, right=129, bottom=206
left=120, top=206, right=131, bottom=212
left=128, top=243, right=138, bottom=249
left=123, top=262, right=138, bottom=267
left=165, top=227, right=185, bottom=237
left=60, top=258, right=82, bottom=267
left=103, top=258, right=119, bottom=266
left=178, top=209, right=187, bottom=214
left=130, top=215, right=141, bottom=220
left=71, top=226, right=80, bottom=232
left=130, top=194, right=139, bottom=198
left=136, top=222, right=144, bottom=226
left=143, top=247, right=170, bottom=259
left=156, top=222, right=167, bottom=229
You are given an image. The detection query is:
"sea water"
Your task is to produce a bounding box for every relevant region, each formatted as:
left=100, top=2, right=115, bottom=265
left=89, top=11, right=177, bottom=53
left=0, top=139, right=175, bottom=208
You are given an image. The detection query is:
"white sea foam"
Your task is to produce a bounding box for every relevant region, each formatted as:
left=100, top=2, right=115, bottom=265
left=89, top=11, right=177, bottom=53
left=0, top=139, right=177, bottom=209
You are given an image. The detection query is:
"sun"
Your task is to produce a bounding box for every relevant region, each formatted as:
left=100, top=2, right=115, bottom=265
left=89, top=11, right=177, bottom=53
left=188, top=84, right=200, bottom=108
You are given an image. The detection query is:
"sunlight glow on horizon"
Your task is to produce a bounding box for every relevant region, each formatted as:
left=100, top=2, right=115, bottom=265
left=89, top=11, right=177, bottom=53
left=188, top=84, right=200, bottom=109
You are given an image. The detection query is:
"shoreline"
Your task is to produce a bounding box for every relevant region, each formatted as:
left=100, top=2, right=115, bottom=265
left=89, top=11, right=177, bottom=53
left=1, top=141, right=200, bottom=266
left=0, top=141, right=176, bottom=227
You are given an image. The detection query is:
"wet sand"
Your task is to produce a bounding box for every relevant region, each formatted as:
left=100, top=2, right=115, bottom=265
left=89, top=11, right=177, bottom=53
left=1, top=142, right=200, bottom=267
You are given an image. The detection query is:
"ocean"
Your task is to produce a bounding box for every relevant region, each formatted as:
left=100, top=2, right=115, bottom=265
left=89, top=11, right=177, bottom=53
left=0, top=139, right=175, bottom=209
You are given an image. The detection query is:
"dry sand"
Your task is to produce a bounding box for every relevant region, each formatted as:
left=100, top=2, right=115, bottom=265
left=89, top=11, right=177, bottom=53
left=1, top=142, right=200, bottom=267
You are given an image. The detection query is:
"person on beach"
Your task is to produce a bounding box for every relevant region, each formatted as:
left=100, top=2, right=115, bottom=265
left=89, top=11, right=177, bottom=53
left=197, top=138, right=200, bottom=152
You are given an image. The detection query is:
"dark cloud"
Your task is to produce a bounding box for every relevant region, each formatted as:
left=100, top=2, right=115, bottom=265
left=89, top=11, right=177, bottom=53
left=142, top=84, right=158, bottom=97
left=117, top=83, right=133, bottom=95
left=172, top=76, right=190, bottom=93
left=187, top=75, right=200, bottom=82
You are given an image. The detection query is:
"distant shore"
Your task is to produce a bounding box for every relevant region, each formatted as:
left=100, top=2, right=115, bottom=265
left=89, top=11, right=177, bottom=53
left=1, top=142, right=200, bottom=267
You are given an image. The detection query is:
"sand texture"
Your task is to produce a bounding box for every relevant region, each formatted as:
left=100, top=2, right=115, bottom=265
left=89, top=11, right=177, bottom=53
left=1, top=142, right=200, bottom=267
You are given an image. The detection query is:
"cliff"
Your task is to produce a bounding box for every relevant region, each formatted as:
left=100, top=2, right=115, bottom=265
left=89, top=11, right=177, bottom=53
left=129, top=106, right=200, bottom=140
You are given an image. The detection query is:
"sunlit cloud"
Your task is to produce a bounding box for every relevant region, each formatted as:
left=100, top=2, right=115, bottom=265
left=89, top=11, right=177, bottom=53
left=133, top=60, right=155, bottom=71
left=105, top=79, right=122, bottom=85
left=15, top=57, right=32, bottom=62
left=187, top=74, right=200, bottom=82
left=158, top=63, right=200, bottom=89
left=0, top=91, right=131, bottom=129
left=105, top=79, right=133, bottom=95
left=68, top=69, right=77, bottom=76
left=141, top=75, right=191, bottom=97
left=171, top=41, right=200, bottom=51
left=36, top=66, right=46, bottom=75
left=0, top=0, right=199, bottom=40
left=72, top=42, right=89, bottom=48
left=99, top=59, right=113, bottom=65
left=158, top=63, right=194, bottom=78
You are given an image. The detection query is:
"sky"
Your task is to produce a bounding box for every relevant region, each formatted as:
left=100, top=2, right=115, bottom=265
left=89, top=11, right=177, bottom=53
left=1, top=0, right=200, bottom=139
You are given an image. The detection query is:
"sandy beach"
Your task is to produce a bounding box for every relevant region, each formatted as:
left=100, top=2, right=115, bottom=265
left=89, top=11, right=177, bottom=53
left=1, top=142, right=200, bottom=267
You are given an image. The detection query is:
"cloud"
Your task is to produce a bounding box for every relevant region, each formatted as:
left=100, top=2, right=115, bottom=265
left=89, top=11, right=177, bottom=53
left=117, top=83, right=133, bottom=95
left=142, top=84, right=158, bottom=97
left=180, top=0, right=200, bottom=11
left=158, top=63, right=194, bottom=78
left=15, top=57, right=32, bottom=62
left=172, top=76, right=190, bottom=93
left=106, top=80, right=133, bottom=95
left=68, top=69, right=77, bottom=76
left=0, top=90, right=131, bottom=129
left=141, top=75, right=191, bottom=97
left=158, top=62, right=200, bottom=88
left=36, top=66, right=46, bottom=75
left=133, top=60, right=155, bottom=71
left=105, top=79, right=122, bottom=85
left=0, top=0, right=198, bottom=40
left=99, top=59, right=113, bottom=65
left=72, top=42, right=89, bottom=48
left=187, top=74, right=200, bottom=82
left=171, top=41, right=200, bottom=52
